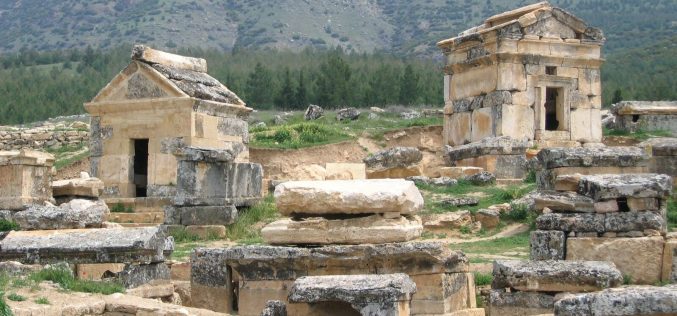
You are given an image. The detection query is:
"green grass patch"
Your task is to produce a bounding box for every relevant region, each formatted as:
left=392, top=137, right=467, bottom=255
left=110, top=203, right=133, bottom=213
left=419, top=181, right=535, bottom=214
left=0, top=294, right=11, bottom=316
left=603, top=128, right=673, bottom=140
left=34, top=297, right=50, bottom=305
left=455, top=231, right=531, bottom=257
left=0, top=220, right=19, bottom=232
left=249, top=110, right=442, bottom=149
left=226, top=195, right=279, bottom=243
left=668, top=195, right=677, bottom=230
left=6, top=293, right=25, bottom=302
left=29, top=266, right=124, bottom=295
left=473, top=272, right=493, bottom=287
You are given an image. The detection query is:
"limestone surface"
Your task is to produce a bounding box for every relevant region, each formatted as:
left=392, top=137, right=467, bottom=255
left=304, top=104, right=323, bottom=120
left=288, top=273, right=416, bottom=308
left=554, top=285, right=677, bottom=316
left=489, top=290, right=554, bottom=316
left=492, top=260, right=622, bottom=292
left=0, top=227, right=173, bottom=264
left=530, top=230, right=566, bottom=260
left=274, top=179, right=424, bottom=216
left=52, top=176, right=104, bottom=199
left=6, top=199, right=109, bottom=230
left=577, top=173, right=673, bottom=200
left=444, top=136, right=528, bottom=162
left=336, top=108, right=361, bottom=121
left=536, top=147, right=648, bottom=169
left=261, top=215, right=422, bottom=245
left=463, top=171, right=496, bottom=186
left=532, top=190, right=595, bottom=213
left=363, top=147, right=423, bottom=170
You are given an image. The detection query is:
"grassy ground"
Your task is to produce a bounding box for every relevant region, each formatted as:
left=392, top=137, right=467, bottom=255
left=417, top=180, right=535, bottom=215
left=45, top=143, right=90, bottom=170
left=603, top=127, right=673, bottom=141
left=249, top=109, right=442, bottom=149
left=668, top=194, right=677, bottom=231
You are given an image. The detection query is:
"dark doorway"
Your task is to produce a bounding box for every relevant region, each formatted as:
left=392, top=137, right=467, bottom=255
left=545, top=87, right=560, bottom=131
left=133, top=139, right=149, bottom=197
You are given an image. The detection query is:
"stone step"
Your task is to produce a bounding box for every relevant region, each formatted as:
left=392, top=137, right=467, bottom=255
left=108, top=212, right=165, bottom=224
left=104, top=197, right=171, bottom=213
left=118, top=223, right=161, bottom=228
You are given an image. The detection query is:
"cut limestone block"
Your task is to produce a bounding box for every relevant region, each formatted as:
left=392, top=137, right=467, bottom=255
left=489, top=290, right=554, bottom=316
left=444, top=136, right=529, bottom=163
left=76, top=263, right=126, bottom=281
left=5, top=199, right=109, bottom=230
left=536, top=147, right=648, bottom=170
left=52, top=176, right=104, bottom=200
left=274, top=179, right=424, bottom=216
left=116, top=262, right=171, bottom=288
left=577, top=174, right=673, bottom=201
left=185, top=225, right=226, bottom=239
left=0, top=150, right=54, bottom=210
left=131, top=44, right=208, bottom=73
left=288, top=273, right=416, bottom=316
left=363, top=147, right=423, bottom=170
left=532, top=191, right=595, bottom=213
left=662, top=236, right=677, bottom=283
left=367, top=165, right=423, bottom=179
left=492, top=260, right=622, bottom=292
left=554, top=174, right=581, bottom=191
left=530, top=230, right=566, bottom=260
left=261, top=215, right=422, bottom=245
left=0, top=227, right=173, bottom=264
left=439, top=167, right=483, bottom=179
left=175, top=205, right=237, bottom=226
left=536, top=212, right=665, bottom=233
left=566, top=237, right=665, bottom=284
left=554, top=285, right=677, bottom=316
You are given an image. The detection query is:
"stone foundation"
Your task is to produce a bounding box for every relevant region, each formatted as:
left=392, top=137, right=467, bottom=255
left=190, top=242, right=477, bottom=316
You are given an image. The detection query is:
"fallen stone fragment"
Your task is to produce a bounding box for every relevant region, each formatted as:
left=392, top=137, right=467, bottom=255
left=444, top=136, right=529, bottom=162
left=476, top=209, right=500, bottom=229
left=422, top=211, right=473, bottom=229
left=430, top=177, right=457, bottom=186
left=274, top=179, right=424, bottom=216
left=530, top=230, right=566, bottom=260
left=489, top=290, right=554, bottom=316
left=0, top=226, right=173, bottom=264
left=115, top=262, right=171, bottom=289
left=288, top=273, right=416, bottom=315
left=492, top=260, right=622, bottom=292
left=439, top=197, right=479, bottom=207
left=578, top=173, right=673, bottom=201
left=261, top=215, right=423, bottom=245
left=52, top=176, right=104, bottom=200
left=304, top=104, right=323, bottom=120
left=463, top=171, right=496, bottom=186
left=364, top=147, right=423, bottom=170
left=261, top=300, right=287, bottom=316
left=336, top=108, right=361, bottom=121
left=554, top=285, right=677, bottom=316
left=8, top=199, right=109, bottom=230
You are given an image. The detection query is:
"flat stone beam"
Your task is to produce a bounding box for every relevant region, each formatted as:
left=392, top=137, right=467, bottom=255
left=0, top=227, right=173, bottom=264
left=489, top=290, right=554, bottom=316
left=191, top=242, right=468, bottom=284
left=639, top=138, right=677, bottom=156
left=444, top=136, right=528, bottom=162
left=577, top=174, right=673, bottom=201
left=612, top=101, right=677, bottom=115
left=51, top=177, right=104, bottom=199
left=288, top=273, right=416, bottom=316
left=537, top=147, right=648, bottom=169
left=554, top=285, right=677, bottom=316
left=492, top=260, right=622, bottom=292
left=261, top=215, right=423, bottom=245
left=532, top=190, right=595, bottom=212
left=274, top=179, right=423, bottom=216
left=131, top=45, right=207, bottom=73
left=536, top=211, right=665, bottom=233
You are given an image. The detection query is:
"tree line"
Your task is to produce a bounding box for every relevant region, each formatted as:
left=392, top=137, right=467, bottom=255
left=0, top=45, right=443, bottom=125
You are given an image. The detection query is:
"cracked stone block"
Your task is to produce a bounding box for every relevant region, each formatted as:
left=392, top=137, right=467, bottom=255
left=492, top=260, right=622, bottom=292
left=530, top=230, right=566, bottom=260
left=577, top=173, right=673, bottom=201
left=554, top=285, right=677, bottom=316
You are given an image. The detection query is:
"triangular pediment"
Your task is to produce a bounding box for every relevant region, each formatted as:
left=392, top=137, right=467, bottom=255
left=90, top=61, right=187, bottom=103
left=524, top=14, right=577, bottom=39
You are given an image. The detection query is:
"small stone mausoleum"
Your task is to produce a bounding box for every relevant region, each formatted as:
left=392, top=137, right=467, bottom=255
left=85, top=45, right=254, bottom=199
left=438, top=1, right=605, bottom=148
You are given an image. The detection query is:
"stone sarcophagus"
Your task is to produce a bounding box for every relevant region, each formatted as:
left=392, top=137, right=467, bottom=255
left=438, top=1, right=605, bottom=149
left=0, top=150, right=54, bottom=210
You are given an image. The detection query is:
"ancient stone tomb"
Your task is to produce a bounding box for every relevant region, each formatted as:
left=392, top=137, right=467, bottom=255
left=611, top=101, right=677, bottom=135
left=438, top=1, right=605, bottom=148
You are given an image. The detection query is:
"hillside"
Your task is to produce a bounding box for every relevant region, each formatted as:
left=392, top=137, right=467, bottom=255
left=0, top=0, right=675, bottom=56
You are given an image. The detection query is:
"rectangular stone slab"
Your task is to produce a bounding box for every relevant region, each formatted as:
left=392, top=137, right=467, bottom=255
left=554, top=285, right=677, bottom=316
left=0, top=227, right=173, bottom=264
left=492, top=260, right=622, bottom=292
left=274, top=179, right=424, bottom=216
left=289, top=273, right=416, bottom=304
left=536, top=147, right=648, bottom=169
left=577, top=173, right=673, bottom=200
left=489, top=290, right=554, bottom=316
left=261, top=215, right=423, bottom=245
left=191, top=242, right=468, bottom=285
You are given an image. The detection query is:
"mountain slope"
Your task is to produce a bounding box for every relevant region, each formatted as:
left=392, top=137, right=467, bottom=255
left=0, top=0, right=674, bottom=56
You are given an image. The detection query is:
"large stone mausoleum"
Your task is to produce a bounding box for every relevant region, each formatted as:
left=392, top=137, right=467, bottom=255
left=85, top=46, right=254, bottom=199
left=438, top=1, right=605, bottom=148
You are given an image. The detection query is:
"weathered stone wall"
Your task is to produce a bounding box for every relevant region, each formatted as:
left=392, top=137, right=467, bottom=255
left=0, top=122, right=89, bottom=151
left=612, top=101, right=677, bottom=134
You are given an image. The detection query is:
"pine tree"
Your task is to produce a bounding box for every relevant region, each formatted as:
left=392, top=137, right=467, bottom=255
left=245, top=62, right=274, bottom=109
left=611, top=89, right=623, bottom=105
left=295, top=70, right=308, bottom=109
left=398, top=64, right=419, bottom=106
left=274, top=68, right=295, bottom=110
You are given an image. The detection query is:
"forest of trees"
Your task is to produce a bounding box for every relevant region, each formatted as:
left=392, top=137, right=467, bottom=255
left=0, top=46, right=442, bottom=125
left=0, top=39, right=675, bottom=125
